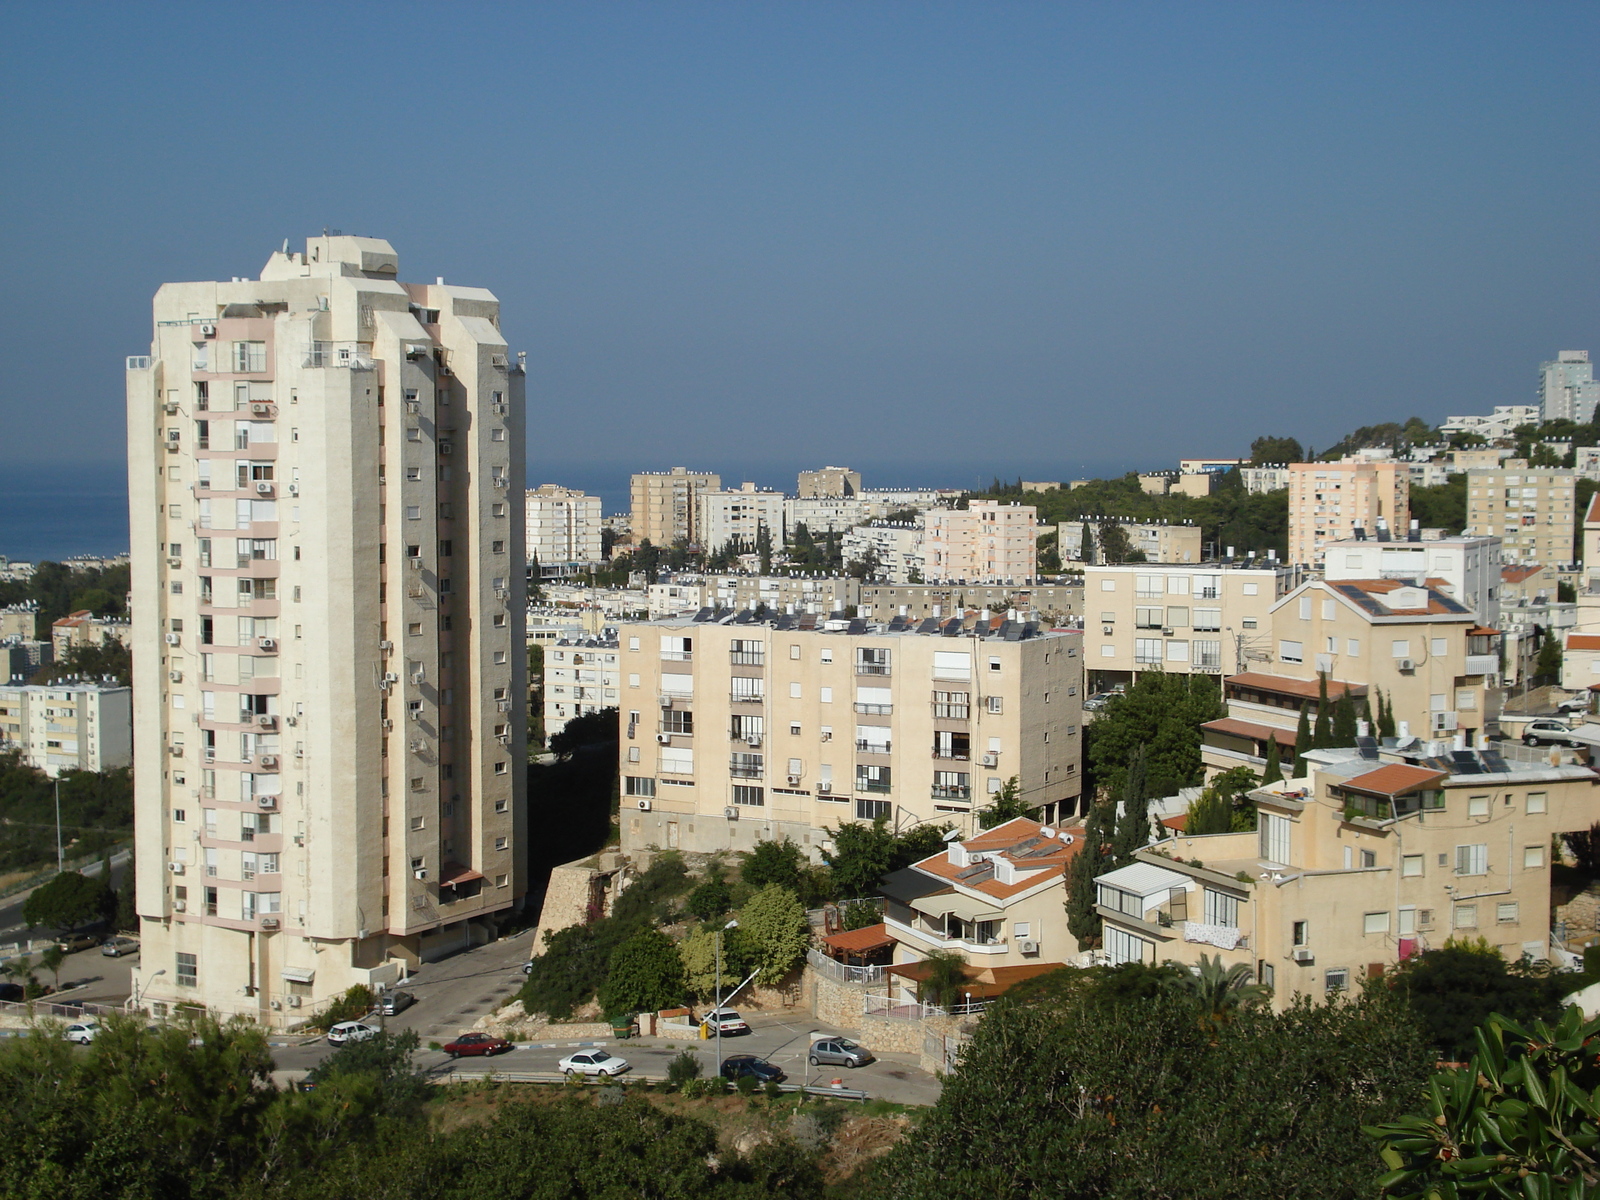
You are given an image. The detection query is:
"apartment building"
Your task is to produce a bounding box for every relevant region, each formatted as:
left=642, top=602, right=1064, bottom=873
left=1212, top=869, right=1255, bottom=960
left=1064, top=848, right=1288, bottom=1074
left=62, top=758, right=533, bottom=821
left=706, top=574, right=859, bottom=615
left=0, top=603, right=38, bottom=640
left=797, top=466, right=861, bottom=499
left=1287, top=461, right=1409, bottom=567
left=1466, top=463, right=1576, bottom=568
left=859, top=582, right=1081, bottom=624
left=1321, top=533, right=1502, bottom=627
left=1199, top=577, right=1499, bottom=776
left=52, top=610, right=133, bottom=657
left=0, top=681, right=132, bottom=776
left=525, top=485, right=603, bottom=573
left=617, top=611, right=1084, bottom=857
left=1084, top=562, right=1305, bottom=686
left=698, top=483, right=786, bottom=552
left=840, top=523, right=924, bottom=584
left=1441, top=405, right=1541, bottom=440
left=923, top=502, right=1038, bottom=584
left=1059, top=519, right=1203, bottom=565
left=1239, top=465, right=1290, bottom=495
left=544, top=635, right=621, bottom=745
left=1540, top=351, right=1600, bottom=424
left=125, top=235, right=526, bottom=1026
left=647, top=581, right=708, bottom=618
left=630, top=468, right=720, bottom=548
left=1179, top=458, right=1243, bottom=474
left=1097, top=743, right=1598, bottom=1010
left=1, top=638, right=52, bottom=684
left=786, top=496, right=878, bottom=535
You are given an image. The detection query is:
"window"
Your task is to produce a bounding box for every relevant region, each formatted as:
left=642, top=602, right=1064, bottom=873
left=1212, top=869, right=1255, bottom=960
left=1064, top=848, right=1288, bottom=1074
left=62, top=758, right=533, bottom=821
left=789, top=682, right=802, bottom=699
left=986, top=695, right=1003, bottom=714
left=495, top=799, right=509, bottom=813
left=1204, top=889, right=1240, bottom=928
left=1527, top=792, right=1547, bottom=814
left=1468, top=795, right=1489, bottom=818
left=1497, top=902, right=1519, bottom=924
left=733, top=785, right=764, bottom=807
left=233, top=341, right=266, bottom=372
left=176, top=952, right=198, bottom=988
left=624, top=776, right=656, bottom=798
left=1324, top=968, right=1349, bottom=994
left=1193, top=640, right=1221, bottom=669
left=1135, top=638, right=1163, bottom=665
left=820, top=647, right=833, bottom=664
left=931, top=691, right=969, bottom=719
left=1192, top=607, right=1221, bottom=632
left=1292, top=920, right=1309, bottom=947
left=661, top=709, right=693, bottom=734
left=1136, top=606, right=1163, bottom=629
left=660, top=747, right=693, bottom=775
left=856, top=764, right=891, bottom=793
left=933, top=651, right=971, bottom=680
left=492, top=503, right=506, bottom=517
left=1401, top=854, right=1423, bottom=877
left=1104, top=926, right=1151, bottom=966
left=406, top=506, right=421, bottom=520
left=1524, top=845, right=1545, bottom=869
left=1363, top=911, right=1390, bottom=935
left=1278, top=640, right=1303, bottom=664
left=1391, top=639, right=1410, bottom=658
left=856, top=797, right=891, bottom=821
left=494, top=761, right=508, bottom=775
left=1455, top=844, right=1488, bottom=876
left=1453, top=903, right=1478, bottom=929
left=495, top=836, right=509, bottom=850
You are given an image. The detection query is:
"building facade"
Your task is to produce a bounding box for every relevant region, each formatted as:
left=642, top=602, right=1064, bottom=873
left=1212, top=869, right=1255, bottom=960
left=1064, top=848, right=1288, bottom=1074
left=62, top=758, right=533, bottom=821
left=1466, top=463, right=1577, bottom=567
left=525, top=485, right=603, bottom=573
left=922, top=502, right=1038, bottom=584
left=1321, top=534, right=1503, bottom=628
left=630, top=468, right=721, bottom=548
left=0, top=681, right=132, bottom=776
left=125, top=235, right=527, bottom=1026
left=1287, top=461, right=1409, bottom=567
left=840, top=523, right=925, bottom=584
left=858, top=582, right=1082, bottom=624
left=797, top=466, right=861, bottom=499
left=1059, top=519, right=1203, bottom=565
left=617, top=612, right=1084, bottom=857
left=1539, top=351, right=1600, bottom=424
left=698, top=483, right=786, bottom=552
left=544, top=635, right=621, bottom=745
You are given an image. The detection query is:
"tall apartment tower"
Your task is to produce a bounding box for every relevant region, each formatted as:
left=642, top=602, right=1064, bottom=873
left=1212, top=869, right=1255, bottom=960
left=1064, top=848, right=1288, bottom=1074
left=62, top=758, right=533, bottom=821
left=525, top=484, right=604, bottom=572
left=125, top=236, right=527, bottom=1024
left=630, top=468, right=720, bottom=548
left=1286, top=461, right=1408, bottom=567
left=1539, top=351, right=1600, bottom=424
left=797, top=466, right=861, bottom=499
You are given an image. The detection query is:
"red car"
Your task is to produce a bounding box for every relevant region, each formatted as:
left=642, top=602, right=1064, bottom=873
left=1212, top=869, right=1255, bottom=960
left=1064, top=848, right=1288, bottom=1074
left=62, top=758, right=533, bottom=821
left=442, top=1032, right=513, bottom=1059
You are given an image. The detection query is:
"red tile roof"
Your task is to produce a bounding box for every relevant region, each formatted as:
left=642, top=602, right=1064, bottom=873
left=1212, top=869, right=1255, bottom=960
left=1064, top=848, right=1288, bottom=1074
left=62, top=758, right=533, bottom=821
left=1587, top=492, right=1600, bottom=525
left=1225, top=672, right=1368, bottom=701
left=1202, top=717, right=1299, bottom=747
left=821, top=922, right=896, bottom=953
left=1160, top=814, right=1188, bottom=832
left=909, top=816, right=1082, bottom=901
left=1502, top=565, right=1545, bottom=584
left=885, top=960, right=1064, bottom=997
left=1342, top=764, right=1448, bottom=796
left=1568, top=635, right=1600, bottom=652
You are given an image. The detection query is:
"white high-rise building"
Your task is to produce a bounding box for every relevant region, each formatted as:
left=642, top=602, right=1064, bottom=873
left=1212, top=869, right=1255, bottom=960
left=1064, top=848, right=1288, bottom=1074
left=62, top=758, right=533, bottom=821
left=1540, top=352, right=1600, bottom=424
left=125, top=235, right=527, bottom=1025
left=525, top=484, right=603, bottom=573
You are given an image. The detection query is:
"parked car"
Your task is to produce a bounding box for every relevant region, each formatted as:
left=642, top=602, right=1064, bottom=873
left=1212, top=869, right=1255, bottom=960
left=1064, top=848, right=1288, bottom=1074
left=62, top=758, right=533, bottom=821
left=0, top=983, right=23, bottom=1002
left=521, top=959, right=536, bottom=975
left=808, top=1036, right=875, bottom=1068
left=702, top=1008, right=749, bottom=1036
left=1083, top=692, right=1120, bottom=712
left=326, top=1021, right=380, bottom=1047
left=558, top=1049, right=630, bottom=1077
left=100, top=936, right=140, bottom=958
left=57, top=932, right=101, bottom=953
left=378, top=989, right=415, bottom=1016
left=1521, top=719, right=1586, bottom=747
left=62, top=1021, right=99, bottom=1045
left=720, top=1054, right=785, bottom=1083
left=442, top=1032, right=512, bottom=1058
left=1557, top=696, right=1591, bottom=716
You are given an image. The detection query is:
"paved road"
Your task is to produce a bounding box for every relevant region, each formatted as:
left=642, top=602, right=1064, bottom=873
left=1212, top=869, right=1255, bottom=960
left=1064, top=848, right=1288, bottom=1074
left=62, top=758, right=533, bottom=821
left=0, top=850, right=131, bottom=949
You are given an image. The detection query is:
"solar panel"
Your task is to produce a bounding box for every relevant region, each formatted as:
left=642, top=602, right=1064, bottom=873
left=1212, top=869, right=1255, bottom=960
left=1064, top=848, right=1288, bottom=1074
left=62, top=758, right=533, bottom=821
left=916, top=618, right=939, bottom=635
left=942, top=620, right=962, bottom=636
left=1480, top=749, right=1511, bottom=774
left=692, top=607, right=716, bottom=622
left=1450, top=751, right=1482, bottom=775
left=1355, top=736, right=1379, bottom=760
left=773, top=615, right=795, bottom=630
left=847, top=619, right=868, bottom=634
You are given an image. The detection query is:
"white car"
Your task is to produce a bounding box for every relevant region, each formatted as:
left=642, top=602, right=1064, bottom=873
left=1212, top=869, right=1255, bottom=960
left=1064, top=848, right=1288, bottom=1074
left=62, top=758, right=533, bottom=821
left=62, top=1021, right=99, bottom=1045
left=558, top=1049, right=630, bottom=1077
left=702, top=1008, right=749, bottom=1036
left=326, top=1020, right=380, bottom=1046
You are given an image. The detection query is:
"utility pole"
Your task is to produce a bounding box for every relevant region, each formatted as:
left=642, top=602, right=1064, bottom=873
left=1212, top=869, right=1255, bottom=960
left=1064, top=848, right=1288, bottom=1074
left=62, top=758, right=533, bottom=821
left=713, top=918, right=738, bottom=1078
left=54, top=781, right=63, bottom=873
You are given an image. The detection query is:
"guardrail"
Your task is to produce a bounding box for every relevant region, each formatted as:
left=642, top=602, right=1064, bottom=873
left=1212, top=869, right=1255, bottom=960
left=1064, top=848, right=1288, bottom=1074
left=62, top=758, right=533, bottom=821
left=430, top=1067, right=867, bottom=1101
left=0, top=997, right=124, bottom=1021
left=864, top=993, right=991, bottom=1020
left=806, top=948, right=888, bottom=986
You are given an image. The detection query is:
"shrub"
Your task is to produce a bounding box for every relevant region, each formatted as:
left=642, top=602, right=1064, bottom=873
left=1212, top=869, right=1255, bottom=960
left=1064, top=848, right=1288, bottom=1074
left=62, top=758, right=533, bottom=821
left=666, top=1048, right=702, bottom=1087
left=318, top=985, right=373, bottom=1028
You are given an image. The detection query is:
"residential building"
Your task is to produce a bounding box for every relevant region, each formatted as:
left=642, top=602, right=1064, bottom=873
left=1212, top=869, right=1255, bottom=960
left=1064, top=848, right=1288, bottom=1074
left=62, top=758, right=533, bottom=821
left=526, top=610, right=592, bottom=646
left=1465, top=463, right=1576, bottom=567
left=840, top=522, right=925, bottom=584
left=1287, top=461, right=1409, bottom=567
left=1540, top=351, right=1600, bottom=424
left=797, top=466, right=861, bottom=499
left=630, top=468, right=721, bottom=548
left=1097, top=743, right=1599, bottom=1010
left=1321, top=533, right=1502, bottom=628
left=525, top=485, right=603, bottom=573
left=1502, top=564, right=1557, bottom=609
left=922, top=502, right=1038, bottom=584
left=698, top=483, right=786, bottom=552
left=617, top=611, right=1084, bottom=857
left=707, top=574, right=859, bottom=616
left=542, top=583, right=648, bottom=620
left=0, top=603, right=38, bottom=640
left=1020, top=481, right=1063, bottom=493
left=1179, top=458, right=1243, bottom=474
left=785, top=496, right=879, bottom=535
left=877, top=816, right=1080, bottom=978
left=859, top=583, right=1081, bottom=624
left=1059, top=519, right=1203, bottom=565
left=1, top=638, right=52, bottom=683
left=51, top=609, right=133, bottom=657
left=1573, top=448, right=1600, bottom=483
left=544, top=635, right=621, bottom=745
left=1408, top=462, right=1457, bottom=490
left=1084, top=561, right=1305, bottom=687
left=125, top=235, right=526, bottom=1026
left=1441, top=405, right=1541, bottom=441
left=1199, top=577, right=1499, bottom=776
left=647, top=581, right=708, bottom=618
left=1240, top=465, right=1290, bottom=495
left=0, top=681, right=132, bottom=776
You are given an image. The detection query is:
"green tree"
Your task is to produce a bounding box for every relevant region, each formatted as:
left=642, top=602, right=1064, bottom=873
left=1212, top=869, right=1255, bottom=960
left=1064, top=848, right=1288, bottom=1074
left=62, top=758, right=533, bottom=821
left=22, top=870, right=114, bottom=931
left=1537, top=632, right=1564, bottom=680
left=1332, top=690, right=1358, bottom=746
left=1389, top=940, right=1570, bottom=1059
left=520, top=923, right=609, bottom=1019
left=916, top=950, right=971, bottom=1008
left=1162, top=952, right=1271, bottom=1029
left=36, top=943, right=65, bottom=992
left=742, top=838, right=807, bottom=895
left=1260, top=737, right=1283, bottom=786
left=1185, top=766, right=1260, bottom=835
left=1312, top=674, right=1333, bottom=747
left=977, top=775, right=1031, bottom=830
left=1109, top=747, right=1151, bottom=866
left=114, top=862, right=136, bottom=932
left=736, top=884, right=811, bottom=986
left=685, top=872, right=732, bottom=922
left=1293, top=704, right=1312, bottom=775
left=1250, top=435, right=1304, bottom=464
left=824, top=820, right=896, bottom=898
left=548, top=707, right=619, bottom=759
left=318, top=984, right=375, bottom=1028
left=1375, top=688, right=1397, bottom=738
left=302, top=1026, right=432, bottom=1119
left=1064, top=799, right=1115, bottom=949
left=1086, top=672, right=1225, bottom=798
left=677, top=925, right=737, bottom=1001
left=599, top=927, right=685, bottom=1017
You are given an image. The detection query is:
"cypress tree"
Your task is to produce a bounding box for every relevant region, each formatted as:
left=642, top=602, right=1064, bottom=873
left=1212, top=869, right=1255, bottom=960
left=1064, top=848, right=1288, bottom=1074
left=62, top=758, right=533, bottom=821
left=1332, top=690, right=1358, bottom=746
left=1260, top=737, right=1283, bottom=786
left=1312, top=674, right=1332, bottom=748
left=1111, top=746, right=1150, bottom=866
left=1293, top=705, right=1312, bottom=776
left=1376, top=689, right=1397, bottom=739
left=1065, top=799, right=1115, bottom=950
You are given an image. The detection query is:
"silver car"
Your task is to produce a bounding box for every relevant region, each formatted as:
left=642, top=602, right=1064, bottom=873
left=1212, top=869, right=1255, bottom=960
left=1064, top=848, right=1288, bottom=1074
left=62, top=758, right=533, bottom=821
left=808, top=1037, right=874, bottom=1068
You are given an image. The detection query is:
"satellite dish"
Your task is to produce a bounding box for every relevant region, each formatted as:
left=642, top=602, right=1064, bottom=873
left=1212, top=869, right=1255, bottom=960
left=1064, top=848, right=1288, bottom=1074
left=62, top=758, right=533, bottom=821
left=942, top=828, right=963, bottom=842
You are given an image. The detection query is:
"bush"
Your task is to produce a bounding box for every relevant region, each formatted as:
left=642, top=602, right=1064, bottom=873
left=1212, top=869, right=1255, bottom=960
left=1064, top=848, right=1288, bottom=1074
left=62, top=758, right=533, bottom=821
left=317, top=985, right=373, bottom=1028
left=685, top=874, right=732, bottom=921
left=667, top=1048, right=702, bottom=1087
left=598, top=927, right=685, bottom=1017
left=736, top=1072, right=758, bottom=1095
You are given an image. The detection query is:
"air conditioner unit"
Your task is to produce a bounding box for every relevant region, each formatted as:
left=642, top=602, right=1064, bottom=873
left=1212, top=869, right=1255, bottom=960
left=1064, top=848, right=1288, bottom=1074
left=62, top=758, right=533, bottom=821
left=260, top=917, right=280, bottom=930
left=378, top=640, right=394, bottom=654
left=168, top=670, right=183, bottom=682
left=1102, top=625, right=1114, bottom=635
left=1018, top=940, right=1040, bottom=956
left=251, top=403, right=273, bottom=416
left=256, top=714, right=275, bottom=728
left=167, top=862, right=185, bottom=874
left=656, top=733, right=672, bottom=744
left=200, top=323, right=216, bottom=336
left=270, top=999, right=281, bottom=1011
left=404, top=343, right=428, bottom=359
left=165, top=633, right=181, bottom=645
left=164, top=402, right=180, bottom=415
left=284, top=715, right=297, bottom=727
left=166, top=555, right=182, bottom=567
left=410, top=557, right=424, bottom=570
left=409, top=709, right=422, bottom=721
left=820, top=731, right=831, bottom=742
left=659, top=695, right=673, bottom=707
left=413, top=869, right=427, bottom=880
left=439, top=443, right=454, bottom=455
left=255, top=481, right=273, bottom=494
left=787, top=774, right=801, bottom=786
left=746, top=735, right=761, bottom=748
left=724, top=806, right=739, bottom=819
left=287, top=484, right=299, bottom=496
left=258, top=637, right=276, bottom=650
left=380, top=718, right=393, bottom=730
left=491, top=402, right=507, bottom=415
left=817, top=780, right=832, bottom=793
left=258, top=755, right=278, bottom=769
left=980, top=753, right=998, bottom=767
left=1291, top=947, right=1314, bottom=963
left=636, top=798, right=653, bottom=811
left=1397, top=658, right=1415, bottom=671
left=172, top=899, right=186, bottom=912
left=383, top=672, right=400, bottom=685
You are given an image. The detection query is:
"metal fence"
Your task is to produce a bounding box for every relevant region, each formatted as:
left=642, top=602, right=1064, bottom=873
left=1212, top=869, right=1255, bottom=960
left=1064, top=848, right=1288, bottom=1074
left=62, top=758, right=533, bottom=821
left=806, top=948, right=887, bottom=986
left=0, top=997, right=124, bottom=1022
left=863, top=993, right=991, bottom=1021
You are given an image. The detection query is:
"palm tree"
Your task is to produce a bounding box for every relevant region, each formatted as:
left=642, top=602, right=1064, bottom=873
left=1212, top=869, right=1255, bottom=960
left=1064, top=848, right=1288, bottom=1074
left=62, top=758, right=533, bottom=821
left=1163, top=953, right=1272, bottom=1030
left=917, top=950, right=971, bottom=1010
left=37, top=944, right=65, bottom=993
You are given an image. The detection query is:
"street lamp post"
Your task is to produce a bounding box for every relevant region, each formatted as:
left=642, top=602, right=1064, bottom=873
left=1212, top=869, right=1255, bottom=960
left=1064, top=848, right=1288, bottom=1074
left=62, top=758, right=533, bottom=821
left=714, top=918, right=738, bottom=1078
left=134, top=968, right=166, bottom=1012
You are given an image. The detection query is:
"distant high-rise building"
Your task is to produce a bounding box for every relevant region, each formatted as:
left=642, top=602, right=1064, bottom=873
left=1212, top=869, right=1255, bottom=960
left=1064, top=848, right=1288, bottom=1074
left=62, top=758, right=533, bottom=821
left=1466, top=462, right=1576, bottom=567
left=630, top=468, right=720, bottom=548
left=125, top=235, right=527, bottom=1025
left=525, top=485, right=603, bottom=573
left=1539, top=351, right=1600, bottom=424
left=698, top=483, right=786, bottom=552
left=922, top=501, right=1038, bottom=583
left=1286, top=461, right=1409, bottom=567
left=797, top=466, right=861, bottom=499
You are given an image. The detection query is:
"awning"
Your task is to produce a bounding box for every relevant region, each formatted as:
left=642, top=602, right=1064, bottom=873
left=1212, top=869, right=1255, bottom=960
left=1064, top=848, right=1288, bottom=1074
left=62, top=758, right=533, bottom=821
left=439, top=861, right=485, bottom=888
left=1094, top=861, right=1191, bottom=897
left=822, top=922, right=896, bottom=953
left=911, top=892, right=1004, bottom=923
left=281, top=966, right=315, bottom=984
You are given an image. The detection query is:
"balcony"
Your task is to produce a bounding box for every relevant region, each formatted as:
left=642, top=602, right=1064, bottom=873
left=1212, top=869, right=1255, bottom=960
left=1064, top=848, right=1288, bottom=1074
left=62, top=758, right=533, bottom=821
left=729, top=692, right=765, bottom=705
left=932, top=750, right=970, bottom=761
left=729, top=651, right=764, bottom=666
left=855, top=739, right=892, bottom=754
left=857, top=779, right=892, bottom=794
left=1465, top=654, right=1499, bottom=675
left=729, top=763, right=763, bottom=779
left=854, top=702, right=893, bottom=715
left=660, top=651, right=692, bottom=661
left=931, top=784, right=972, bottom=801
left=856, top=663, right=891, bottom=676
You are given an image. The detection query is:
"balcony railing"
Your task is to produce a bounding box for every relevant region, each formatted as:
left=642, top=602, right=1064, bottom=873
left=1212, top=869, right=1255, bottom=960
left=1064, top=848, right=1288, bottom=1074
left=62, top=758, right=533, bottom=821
left=854, top=703, right=892, bottom=715
left=856, top=779, right=892, bottom=794
left=932, top=751, right=970, bottom=761
left=729, top=764, right=763, bottom=779
left=931, top=784, right=972, bottom=800
left=729, top=652, right=765, bottom=665
left=730, top=691, right=765, bottom=704
left=856, top=663, right=890, bottom=676
left=855, top=739, right=892, bottom=754
left=660, top=651, right=692, bottom=661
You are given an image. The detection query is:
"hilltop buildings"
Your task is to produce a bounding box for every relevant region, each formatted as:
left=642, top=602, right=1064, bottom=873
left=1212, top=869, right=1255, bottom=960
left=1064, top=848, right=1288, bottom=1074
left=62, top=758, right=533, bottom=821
left=1287, top=461, right=1409, bottom=567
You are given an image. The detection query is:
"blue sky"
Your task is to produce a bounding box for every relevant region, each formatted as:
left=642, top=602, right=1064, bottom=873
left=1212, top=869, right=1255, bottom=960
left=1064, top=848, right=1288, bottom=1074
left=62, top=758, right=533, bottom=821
left=2, top=1, right=1597, bottom=502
